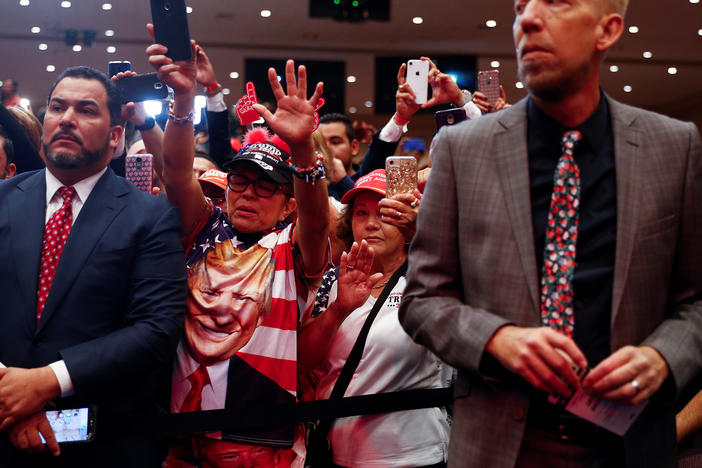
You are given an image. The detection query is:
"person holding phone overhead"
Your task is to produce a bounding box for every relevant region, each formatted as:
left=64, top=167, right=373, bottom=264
left=400, top=0, right=702, bottom=466
left=0, top=65, right=186, bottom=467
left=146, top=26, right=330, bottom=466
left=298, top=170, right=449, bottom=468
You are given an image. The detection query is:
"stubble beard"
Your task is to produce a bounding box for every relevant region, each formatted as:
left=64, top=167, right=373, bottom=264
left=519, top=58, right=593, bottom=103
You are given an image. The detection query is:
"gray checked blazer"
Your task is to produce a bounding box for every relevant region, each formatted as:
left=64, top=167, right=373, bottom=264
left=399, top=96, right=702, bottom=468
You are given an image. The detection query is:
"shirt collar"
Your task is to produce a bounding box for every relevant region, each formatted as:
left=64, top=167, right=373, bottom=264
left=45, top=167, right=108, bottom=206
left=174, top=341, right=229, bottom=394
left=527, top=90, right=610, bottom=153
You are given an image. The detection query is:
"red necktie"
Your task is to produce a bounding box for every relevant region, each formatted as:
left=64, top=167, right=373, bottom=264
left=539, top=130, right=582, bottom=339
left=179, top=365, right=210, bottom=413
left=36, top=186, right=76, bottom=324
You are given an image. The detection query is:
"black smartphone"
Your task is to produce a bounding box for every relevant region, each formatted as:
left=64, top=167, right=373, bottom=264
left=41, top=406, right=96, bottom=444
left=116, top=73, right=168, bottom=104
left=108, top=61, right=131, bottom=78
left=435, top=108, right=467, bottom=130
left=150, top=0, right=192, bottom=61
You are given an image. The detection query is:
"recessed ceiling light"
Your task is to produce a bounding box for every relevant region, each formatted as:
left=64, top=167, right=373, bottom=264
left=643, top=51, right=653, bottom=58
left=46, top=64, right=56, bottom=72
left=624, top=85, right=632, bottom=93
left=490, top=60, right=501, bottom=68
left=229, top=72, right=239, bottom=79
left=349, top=106, right=357, bottom=114
left=691, top=0, right=700, bottom=4
left=72, top=44, right=82, bottom=52
left=38, top=43, right=48, bottom=51
left=698, top=29, right=702, bottom=36
left=277, top=75, right=282, bottom=82
left=105, top=29, right=114, bottom=37
left=668, top=67, right=678, bottom=75
left=101, top=3, right=112, bottom=10
left=347, top=75, right=357, bottom=83
left=485, top=19, right=497, bottom=28
left=412, top=17, right=423, bottom=24
left=61, top=1, right=71, bottom=8
left=186, top=6, right=192, bottom=13
left=222, top=88, right=231, bottom=95
left=515, top=81, right=524, bottom=89
left=260, top=9, right=271, bottom=17
left=364, top=100, right=373, bottom=108
left=31, top=26, right=40, bottom=33
left=628, top=26, right=639, bottom=33
left=106, top=46, right=116, bottom=53
left=19, top=0, right=30, bottom=6
left=609, top=65, right=619, bottom=72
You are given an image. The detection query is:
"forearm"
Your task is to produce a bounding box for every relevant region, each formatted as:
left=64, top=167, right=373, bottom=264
left=162, top=92, right=197, bottom=188
left=298, top=302, right=348, bottom=375
left=678, top=390, right=702, bottom=444
left=291, top=140, right=330, bottom=275
left=139, top=124, right=165, bottom=180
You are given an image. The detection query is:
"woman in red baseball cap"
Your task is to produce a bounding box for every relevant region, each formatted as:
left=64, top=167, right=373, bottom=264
left=299, top=169, right=450, bottom=468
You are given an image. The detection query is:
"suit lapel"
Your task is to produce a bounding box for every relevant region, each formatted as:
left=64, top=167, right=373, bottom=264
left=494, top=100, right=540, bottom=316
left=608, top=97, right=643, bottom=326
left=9, top=171, right=47, bottom=321
left=37, top=169, right=128, bottom=332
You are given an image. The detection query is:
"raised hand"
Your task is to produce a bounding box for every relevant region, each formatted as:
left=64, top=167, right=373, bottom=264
left=146, top=24, right=197, bottom=97
left=395, top=63, right=420, bottom=122
left=194, top=45, right=217, bottom=88
left=472, top=91, right=491, bottom=114
left=421, top=56, right=464, bottom=109
left=379, top=189, right=422, bottom=242
left=252, top=59, right=324, bottom=152
left=335, top=241, right=383, bottom=314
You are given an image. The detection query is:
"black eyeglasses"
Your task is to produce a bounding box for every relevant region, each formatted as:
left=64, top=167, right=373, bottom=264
left=227, top=173, right=283, bottom=198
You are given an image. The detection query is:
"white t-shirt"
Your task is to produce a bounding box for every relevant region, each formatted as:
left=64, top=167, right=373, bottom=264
left=312, top=275, right=450, bottom=468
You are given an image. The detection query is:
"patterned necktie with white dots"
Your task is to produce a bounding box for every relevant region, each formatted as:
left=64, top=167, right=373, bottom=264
left=539, top=130, right=582, bottom=338
left=36, top=186, right=76, bottom=324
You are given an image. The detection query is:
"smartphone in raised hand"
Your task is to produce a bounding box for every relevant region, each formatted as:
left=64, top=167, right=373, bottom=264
left=477, top=70, right=501, bottom=108
left=150, top=0, right=192, bottom=61
left=385, top=156, right=418, bottom=197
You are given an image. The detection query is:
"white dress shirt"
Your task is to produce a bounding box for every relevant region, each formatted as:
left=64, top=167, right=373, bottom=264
left=44, top=167, right=107, bottom=397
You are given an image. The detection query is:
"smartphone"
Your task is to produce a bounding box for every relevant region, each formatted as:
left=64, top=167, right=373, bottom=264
left=477, top=70, right=501, bottom=108
left=150, top=0, right=192, bottom=61
left=108, top=61, right=131, bottom=78
left=116, top=73, right=168, bottom=104
left=126, top=154, right=154, bottom=192
left=406, top=59, right=429, bottom=105
left=41, top=406, right=96, bottom=444
left=435, top=108, right=467, bottom=130
left=385, top=156, right=418, bottom=197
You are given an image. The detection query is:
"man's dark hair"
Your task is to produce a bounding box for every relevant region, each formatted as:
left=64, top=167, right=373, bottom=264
left=47, top=66, right=122, bottom=126
left=0, top=125, right=15, bottom=165
left=319, top=112, right=355, bottom=143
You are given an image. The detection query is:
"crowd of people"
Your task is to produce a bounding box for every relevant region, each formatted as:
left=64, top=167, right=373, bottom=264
left=0, top=0, right=701, bottom=467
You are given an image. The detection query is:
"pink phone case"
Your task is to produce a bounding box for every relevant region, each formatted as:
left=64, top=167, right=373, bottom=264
left=478, top=70, right=501, bottom=107
left=125, top=154, right=153, bottom=192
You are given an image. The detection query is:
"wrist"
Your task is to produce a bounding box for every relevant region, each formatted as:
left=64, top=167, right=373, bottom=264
left=393, top=112, right=410, bottom=126
left=39, top=366, right=61, bottom=401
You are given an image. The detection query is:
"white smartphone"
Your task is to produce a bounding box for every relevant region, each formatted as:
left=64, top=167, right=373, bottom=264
left=406, top=59, right=429, bottom=105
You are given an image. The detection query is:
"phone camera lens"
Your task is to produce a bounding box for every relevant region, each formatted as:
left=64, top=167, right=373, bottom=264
left=154, top=82, right=163, bottom=90
left=163, top=1, right=171, bottom=11
left=415, top=71, right=420, bottom=76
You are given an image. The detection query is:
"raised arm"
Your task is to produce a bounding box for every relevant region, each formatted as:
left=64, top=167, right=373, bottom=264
left=146, top=27, right=209, bottom=238
left=253, top=60, right=330, bottom=276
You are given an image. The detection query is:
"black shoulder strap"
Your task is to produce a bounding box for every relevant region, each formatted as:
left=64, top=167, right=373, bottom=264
left=329, top=260, right=408, bottom=401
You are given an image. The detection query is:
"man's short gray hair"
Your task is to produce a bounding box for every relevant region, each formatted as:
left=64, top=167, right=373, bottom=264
left=606, top=0, right=628, bottom=16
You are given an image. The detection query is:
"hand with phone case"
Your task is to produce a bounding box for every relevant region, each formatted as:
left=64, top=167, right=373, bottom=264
left=150, top=0, right=192, bottom=61
left=146, top=24, right=197, bottom=98
left=420, top=57, right=466, bottom=109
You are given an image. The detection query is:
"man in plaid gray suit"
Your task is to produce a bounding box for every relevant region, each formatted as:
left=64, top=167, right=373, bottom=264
left=399, top=0, right=701, bottom=466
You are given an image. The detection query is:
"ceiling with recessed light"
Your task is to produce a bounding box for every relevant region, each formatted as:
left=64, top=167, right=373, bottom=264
left=0, top=0, right=700, bottom=127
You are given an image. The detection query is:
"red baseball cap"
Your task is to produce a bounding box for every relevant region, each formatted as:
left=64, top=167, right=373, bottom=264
left=198, top=169, right=228, bottom=191
left=340, top=169, right=386, bottom=204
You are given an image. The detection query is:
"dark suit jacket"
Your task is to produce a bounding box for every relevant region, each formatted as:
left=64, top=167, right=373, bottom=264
left=400, top=96, right=702, bottom=468
left=0, top=168, right=187, bottom=467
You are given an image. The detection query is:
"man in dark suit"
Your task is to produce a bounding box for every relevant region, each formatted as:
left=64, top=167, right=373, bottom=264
left=400, top=0, right=701, bottom=467
left=0, top=66, right=186, bottom=467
